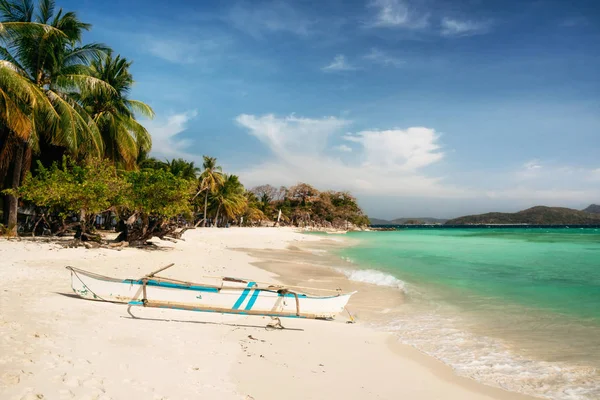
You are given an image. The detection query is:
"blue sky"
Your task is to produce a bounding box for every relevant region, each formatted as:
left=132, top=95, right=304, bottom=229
left=65, top=0, right=599, bottom=218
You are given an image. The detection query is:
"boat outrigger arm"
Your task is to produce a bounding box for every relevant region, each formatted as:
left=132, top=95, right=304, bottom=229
left=66, top=264, right=357, bottom=321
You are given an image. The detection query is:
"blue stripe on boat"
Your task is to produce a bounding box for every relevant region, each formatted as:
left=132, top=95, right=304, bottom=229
left=123, top=279, right=220, bottom=292
left=279, top=292, right=308, bottom=298
left=244, top=288, right=260, bottom=310
left=232, top=282, right=256, bottom=310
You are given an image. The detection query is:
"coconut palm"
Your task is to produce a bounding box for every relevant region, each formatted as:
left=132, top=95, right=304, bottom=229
left=83, top=51, right=154, bottom=169
left=241, top=191, right=265, bottom=226
left=212, top=174, right=245, bottom=227
left=0, top=0, right=111, bottom=155
left=0, top=0, right=112, bottom=232
left=136, top=150, right=165, bottom=171
left=165, top=158, right=199, bottom=180
left=198, top=156, right=224, bottom=227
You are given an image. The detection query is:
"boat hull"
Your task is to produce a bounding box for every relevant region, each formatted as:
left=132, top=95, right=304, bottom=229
left=67, top=267, right=354, bottom=320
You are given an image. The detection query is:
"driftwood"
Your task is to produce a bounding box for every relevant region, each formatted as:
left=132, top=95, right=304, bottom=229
left=168, top=227, right=193, bottom=240
left=74, top=228, right=102, bottom=243
left=115, top=217, right=189, bottom=247
left=62, top=239, right=101, bottom=249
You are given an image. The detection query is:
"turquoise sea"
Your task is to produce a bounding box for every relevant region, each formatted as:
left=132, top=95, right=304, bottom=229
left=337, top=228, right=600, bottom=400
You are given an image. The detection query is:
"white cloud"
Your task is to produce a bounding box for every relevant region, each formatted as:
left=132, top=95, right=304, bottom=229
left=234, top=113, right=600, bottom=205
left=364, top=48, right=404, bottom=67
left=236, top=114, right=600, bottom=206
left=145, top=111, right=199, bottom=161
left=235, top=113, right=462, bottom=197
left=334, top=144, right=353, bottom=152
left=484, top=188, right=599, bottom=202
left=440, top=18, right=491, bottom=37
left=509, top=160, right=600, bottom=201
left=322, top=55, right=356, bottom=72
left=146, top=39, right=199, bottom=64
left=524, top=160, right=542, bottom=170
left=518, top=159, right=542, bottom=179
left=144, top=36, right=230, bottom=65
left=228, top=2, right=313, bottom=38
left=235, top=114, right=350, bottom=155
left=368, top=0, right=429, bottom=29
left=344, top=127, right=443, bottom=170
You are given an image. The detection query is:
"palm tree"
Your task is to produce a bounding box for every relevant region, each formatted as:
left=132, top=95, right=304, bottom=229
left=242, top=191, right=265, bottom=226
left=212, top=174, right=245, bottom=227
left=198, top=156, right=223, bottom=227
left=136, top=150, right=165, bottom=171
left=83, top=51, right=154, bottom=169
left=165, top=158, right=199, bottom=180
left=0, top=0, right=112, bottom=233
left=0, top=23, right=51, bottom=230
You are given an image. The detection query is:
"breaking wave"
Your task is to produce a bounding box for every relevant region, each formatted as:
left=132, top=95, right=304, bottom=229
left=336, top=268, right=407, bottom=291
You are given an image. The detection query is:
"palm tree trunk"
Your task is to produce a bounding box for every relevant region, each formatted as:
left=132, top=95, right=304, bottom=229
left=214, top=204, right=221, bottom=228
left=203, top=192, right=208, bottom=227
left=79, top=209, right=86, bottom=236
left=6, top=141, right=24, bottom=235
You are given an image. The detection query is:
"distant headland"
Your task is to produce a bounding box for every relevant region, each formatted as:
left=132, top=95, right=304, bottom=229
left=370, top=204, right=600, bottom=226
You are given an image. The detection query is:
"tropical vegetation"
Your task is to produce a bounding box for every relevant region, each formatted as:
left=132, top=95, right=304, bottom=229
left=0, top=0, right=368, bottom=242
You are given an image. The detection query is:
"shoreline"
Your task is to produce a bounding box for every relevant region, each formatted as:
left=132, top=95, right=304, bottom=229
left=293, top=229, right=600, bottom=400
left=0, top=228, right=537, bottom=399
left=240, top=232, right=539, bottom=400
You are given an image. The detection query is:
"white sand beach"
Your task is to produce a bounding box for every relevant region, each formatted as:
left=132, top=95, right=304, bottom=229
left=0, top=228, right=537, bottom=400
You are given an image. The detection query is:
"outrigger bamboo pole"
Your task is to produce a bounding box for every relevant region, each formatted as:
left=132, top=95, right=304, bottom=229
left=140, top=264, right=344, bottom=294
left=187, top=275, right=344, bottom=294
left=142, top=263, right=175, bottom=279
left=135, top=300, right=326, bottom=320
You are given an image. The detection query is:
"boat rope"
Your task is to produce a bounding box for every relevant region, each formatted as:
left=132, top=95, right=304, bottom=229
left=344, top=306, right=356, bottom=324
left=141, top=278, right=148, bottom=306
left=265, top=317, right=285, bottom=330
left=70, top=269, right=114, bottom=303
left=277, top=289, right=300, bottom=317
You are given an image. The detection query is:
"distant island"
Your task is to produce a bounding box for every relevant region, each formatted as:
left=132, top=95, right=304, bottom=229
left=369, top=204, right=600, bottom=226
left=369, top=217, right=448, bottom=225
left=583, top=204, right=600, bottom=214
left=445, top=205, right=600, bottom=226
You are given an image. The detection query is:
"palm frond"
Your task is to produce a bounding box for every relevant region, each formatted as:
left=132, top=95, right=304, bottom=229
left=114, top=123, right=137, bottom=168
left=126, top=99, right=154, bottom=119
left=63, top=42, right=108, bottom=66
left=54, top=73, right=117, bottom=97
left=51, top=10, right=90, bottom=43
left=36, top=0, right=55, bottom=24
left=0, top=130, right=17, bottom=182
left=45, top=89, right=102, bottom=156
left=0, top=88, right=30, bottom=138
left=0, top=0, right=33, bottom=22
left=65, top=93, right=103, bottom=155
left=0, top=21, right=64, bottom=39
left=121, top=115, right=151, bottom=153
left=0, top=45, right=26, bottom=73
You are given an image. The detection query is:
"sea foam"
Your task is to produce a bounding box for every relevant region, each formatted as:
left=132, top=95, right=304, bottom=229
left=385, top=313, right=600, bottom=400
left=336, top=268, right=406, bottom=291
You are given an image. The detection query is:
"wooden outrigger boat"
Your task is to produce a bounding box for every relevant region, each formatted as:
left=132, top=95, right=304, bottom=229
left=66, top=264, right=356, bottom=320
